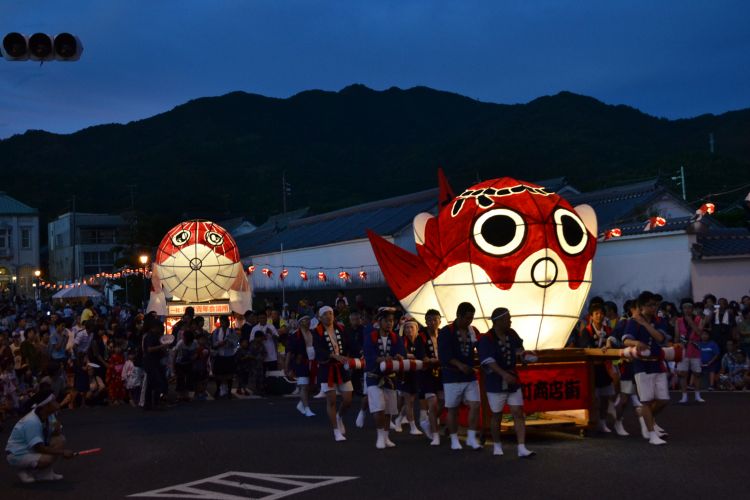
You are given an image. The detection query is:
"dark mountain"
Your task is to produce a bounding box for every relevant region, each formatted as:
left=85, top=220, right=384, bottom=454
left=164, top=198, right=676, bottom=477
left=2, top=84, right=749, bottom=245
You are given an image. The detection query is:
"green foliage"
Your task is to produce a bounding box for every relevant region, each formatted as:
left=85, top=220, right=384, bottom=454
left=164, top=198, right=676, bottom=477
left=2, top=85, right=749, bottom=246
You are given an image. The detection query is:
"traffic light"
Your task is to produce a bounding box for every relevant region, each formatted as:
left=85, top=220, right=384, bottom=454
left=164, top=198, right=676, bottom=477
left=1, top=32, right=27, bottom=60
left=2, top=32, right=82, bottom=62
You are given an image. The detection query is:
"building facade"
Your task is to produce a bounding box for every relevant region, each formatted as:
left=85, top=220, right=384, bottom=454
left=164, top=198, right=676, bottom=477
left=0, top=192, right=40, bottom=297
left=48, top=212, right=129, bottom=282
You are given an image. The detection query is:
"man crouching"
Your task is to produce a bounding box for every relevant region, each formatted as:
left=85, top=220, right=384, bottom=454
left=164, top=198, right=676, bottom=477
left=5, top=389, right=76, bottom=483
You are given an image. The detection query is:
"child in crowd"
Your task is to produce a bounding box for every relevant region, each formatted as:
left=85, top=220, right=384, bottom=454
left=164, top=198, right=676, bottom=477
left=122, top=349, right=143, bottom=407
left=249, top=332, right=267, bottom=396
left=106, top=344, right=127, bottom=405
left=699, top=331, right=721, bottom=390
left=192, top=333, right=210, bottom=401
left=235, top=338, right=253, bottom=396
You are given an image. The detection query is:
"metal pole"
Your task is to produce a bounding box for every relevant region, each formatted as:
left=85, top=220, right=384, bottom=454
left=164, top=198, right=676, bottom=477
left=280, top=242, right=285, bottom=307
left=680, top=165, right=686, bottom=201
left=282, top=171, right=287, bottom=216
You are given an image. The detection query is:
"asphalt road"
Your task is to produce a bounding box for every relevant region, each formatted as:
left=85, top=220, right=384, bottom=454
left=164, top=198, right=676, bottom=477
left=2, top=391, right=749, bottom=500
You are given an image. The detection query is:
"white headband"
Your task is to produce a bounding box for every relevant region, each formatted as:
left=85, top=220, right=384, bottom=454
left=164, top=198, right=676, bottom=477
left=318, top=306, right=333, bottom=317
left=32, top=393, right=56, bottom=410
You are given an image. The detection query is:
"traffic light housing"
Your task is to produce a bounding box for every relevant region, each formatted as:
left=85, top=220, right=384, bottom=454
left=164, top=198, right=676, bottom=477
left=2, top=32, right=82, bottom=62
left=1, top=32, right=28, bottom=60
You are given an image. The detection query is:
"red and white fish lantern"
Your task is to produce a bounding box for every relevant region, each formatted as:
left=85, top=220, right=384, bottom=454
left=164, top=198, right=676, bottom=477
left=147, top=220, right=251, bottom=315
left=368, top=170, right=598, bottom=350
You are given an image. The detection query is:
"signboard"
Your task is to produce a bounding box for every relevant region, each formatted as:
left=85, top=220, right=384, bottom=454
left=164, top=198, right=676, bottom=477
left=512, top=361, right=591, bottom=413
left=167, top=303, right=231, bottom=316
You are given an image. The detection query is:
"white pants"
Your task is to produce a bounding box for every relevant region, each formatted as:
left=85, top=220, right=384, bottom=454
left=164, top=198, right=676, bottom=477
left=367, top=385, right=397, bottom=414
left=634, top=372, right=669, bottom=402
left=443, top=380, right=480, bottom=408
left=487, top=388, right=523, bottom=413
left=321, top=380, right=353, bottom=393
left=676, top=357, right=702, bottom=373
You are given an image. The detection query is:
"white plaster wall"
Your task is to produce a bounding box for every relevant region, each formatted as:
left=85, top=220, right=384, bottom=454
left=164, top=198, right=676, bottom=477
left=246, top=237, right=390, bottom=291
left=691, top=258, right=750, bottom=301
left=588, top=232, right=692, bottom=306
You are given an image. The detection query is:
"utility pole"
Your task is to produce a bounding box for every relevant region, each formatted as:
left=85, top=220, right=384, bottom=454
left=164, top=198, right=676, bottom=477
left=70, top=196, right=77, bottom=282
left=671, top=166, right=687, bottom=201
left=281, top=171, right=290, bottom=216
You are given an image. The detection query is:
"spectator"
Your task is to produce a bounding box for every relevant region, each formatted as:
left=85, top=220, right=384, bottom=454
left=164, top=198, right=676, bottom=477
left=699, top=330, right=721, bottom=390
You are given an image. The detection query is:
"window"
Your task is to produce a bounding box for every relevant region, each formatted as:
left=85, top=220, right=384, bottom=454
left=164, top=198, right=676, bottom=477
left=79, top=228, right=117, bottom=244
left=21, top=228, right=31, bottom=249
left=83, top=251, right=115, bottom=275
left=55, top=234, right=63, bottom=247
left=0, top=228, right=8, bottom=250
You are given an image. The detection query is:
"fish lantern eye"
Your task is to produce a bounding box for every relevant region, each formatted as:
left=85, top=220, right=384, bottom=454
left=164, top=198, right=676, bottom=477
left=554, top=208, right=587, bottom=255
left=472, top=208, right=526, bottom=256
left=171, top=229, right=191, bottom=247
left=205, top=231, right=224, bottom=246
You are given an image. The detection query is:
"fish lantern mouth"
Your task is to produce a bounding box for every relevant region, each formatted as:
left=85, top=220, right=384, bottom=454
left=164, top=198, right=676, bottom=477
left=531, top=257, right=558, bottom=288
left=189, top=258, right=203, bottom=271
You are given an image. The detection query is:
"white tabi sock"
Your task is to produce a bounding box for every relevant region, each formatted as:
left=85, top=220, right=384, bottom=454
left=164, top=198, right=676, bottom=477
left=450, top=433, right=462, bottom=450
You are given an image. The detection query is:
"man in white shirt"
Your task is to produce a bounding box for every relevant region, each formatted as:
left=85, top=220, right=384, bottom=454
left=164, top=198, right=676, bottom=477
left=5, top=390, right=76, bottom=483
left=250, top=312, right=279, bottom=372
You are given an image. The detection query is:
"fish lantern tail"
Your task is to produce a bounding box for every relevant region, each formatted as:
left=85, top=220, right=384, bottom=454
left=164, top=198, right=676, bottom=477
left=146, top=264, right=167, bottom=316
left=366, top=229, right=432, bottom=300
left=229, top=264, right=252, bottom=314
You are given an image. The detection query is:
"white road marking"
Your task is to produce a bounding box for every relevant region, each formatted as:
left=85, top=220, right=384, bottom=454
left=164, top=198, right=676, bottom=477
left=128, top=472, right=357, bottom=500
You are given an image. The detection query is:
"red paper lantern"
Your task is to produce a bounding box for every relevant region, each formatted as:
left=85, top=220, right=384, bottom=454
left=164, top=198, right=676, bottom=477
left=247, top=265, right=256, bottom=274
left=280, top=269, right=289, bottom=280
left=299, top=270, right=308, bottom=281
left=261, top=268, right=273, bottom=278
left=603, top=228, right=622, bottom=240
left=338, top=271, right=351, bottom=282
left=359, top=271, right=367, bottom=281
left=644, top=216, right=667, bottom=231
left=318, top=272, right=327, bottom=282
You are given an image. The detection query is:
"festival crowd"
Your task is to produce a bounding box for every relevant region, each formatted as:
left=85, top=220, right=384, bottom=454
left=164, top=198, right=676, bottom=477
left=3, top=289, right=750, bottom=480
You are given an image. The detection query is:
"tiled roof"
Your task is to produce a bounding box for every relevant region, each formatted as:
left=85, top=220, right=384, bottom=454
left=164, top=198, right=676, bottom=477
left=236, top=189, right=438, bottom=256
left=696, top=230, right=750, bottom=257
left=0, top=192, right=37, bottom=215
left=256, top=207, right=310, bottom=231
left=566, top=179, right=664, bottom=229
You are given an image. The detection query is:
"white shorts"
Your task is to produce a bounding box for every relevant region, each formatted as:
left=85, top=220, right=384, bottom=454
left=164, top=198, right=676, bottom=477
left=296, top=376, right=310, bottom=386
left=6, top=452, right=41, bottom=468
left=634, top=372, right=669, bottom=402
left=487, top=388, right=523, bottom=412
left=367, top=386, right=398, bottom=414
left=595, top=384, right=615, bottom=397
left=443, top=380, right=480, bottom=408
left=676, top=357, right=702, bottom=374
left=321, top=380, right=353, bottom=394
left=620, top=380, right=636, bottom=395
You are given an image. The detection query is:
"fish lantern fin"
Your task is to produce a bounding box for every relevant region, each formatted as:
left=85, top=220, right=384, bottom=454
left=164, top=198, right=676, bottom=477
left=229, top=265, right=252, bottom=314
left=413, top=212, right=434, bottom=246
left=146, top=265, right=167, bottom=315
left=437, top=167, right=455, bottom=209
left=367, top=229, right=432, bottom=300
left=573, top=204, right=598, bottom=238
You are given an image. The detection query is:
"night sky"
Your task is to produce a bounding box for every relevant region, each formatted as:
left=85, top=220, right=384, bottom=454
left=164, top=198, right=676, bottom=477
left=1, top=1, right=748, bottom=139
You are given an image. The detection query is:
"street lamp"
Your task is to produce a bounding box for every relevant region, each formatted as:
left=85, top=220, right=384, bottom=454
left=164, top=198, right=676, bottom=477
left=139, top=254, right=149, bottom=308
left=33, top=270, right=41, bottom=301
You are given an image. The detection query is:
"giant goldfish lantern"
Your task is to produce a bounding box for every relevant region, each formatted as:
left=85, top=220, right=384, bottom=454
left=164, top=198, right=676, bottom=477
left=146, top=220, right=251, bottom=315
left=367, top=170, right=597, bottom=350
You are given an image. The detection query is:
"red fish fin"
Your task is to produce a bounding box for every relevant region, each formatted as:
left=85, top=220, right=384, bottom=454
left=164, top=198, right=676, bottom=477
left=367, top=230, right=432, bottom=299
left=437, top=167, right=455, bottom=209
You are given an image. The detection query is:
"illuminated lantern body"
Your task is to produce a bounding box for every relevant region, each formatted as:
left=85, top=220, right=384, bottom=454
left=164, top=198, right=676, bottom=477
left=368, top=171, right=598, bottom=350
left=147, top=220, right=251, bottom=314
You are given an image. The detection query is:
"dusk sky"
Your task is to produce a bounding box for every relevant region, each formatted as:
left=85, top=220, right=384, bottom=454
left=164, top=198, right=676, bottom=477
left=1, top=1, right=748, bottom=139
